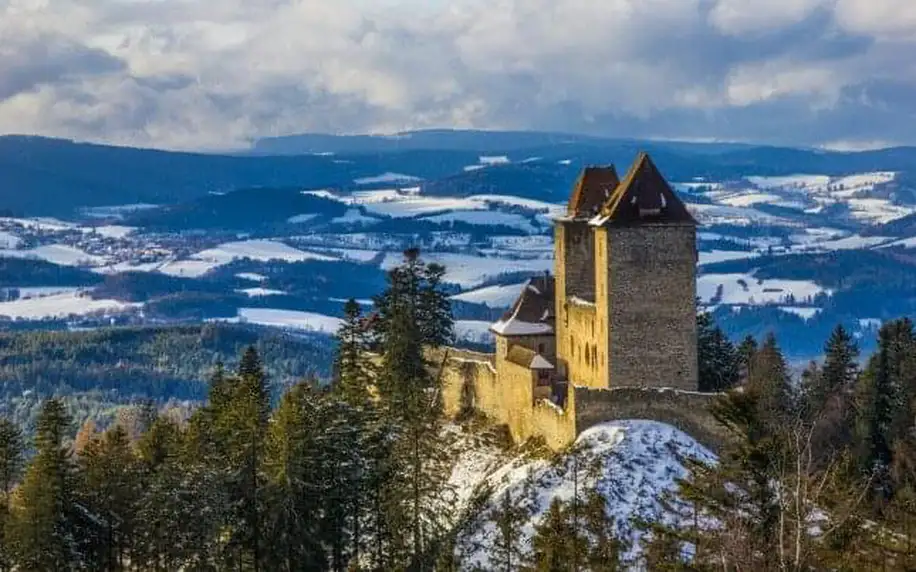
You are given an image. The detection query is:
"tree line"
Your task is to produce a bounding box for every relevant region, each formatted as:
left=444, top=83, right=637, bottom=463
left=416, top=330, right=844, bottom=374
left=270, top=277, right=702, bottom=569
left=4, top=249, right=916, bottom=569
left=648, top=316, right=916, bottom=570
left=0, top=249, right=459, bottom=571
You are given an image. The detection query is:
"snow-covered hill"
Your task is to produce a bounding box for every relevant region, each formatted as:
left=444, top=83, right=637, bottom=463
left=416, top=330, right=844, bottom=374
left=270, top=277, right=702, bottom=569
left=449, top=420, right=716, bottom=569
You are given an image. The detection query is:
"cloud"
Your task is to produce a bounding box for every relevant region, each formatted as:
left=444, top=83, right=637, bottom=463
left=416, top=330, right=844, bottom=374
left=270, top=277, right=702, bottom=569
left=0, top=0, right=914, bottom=150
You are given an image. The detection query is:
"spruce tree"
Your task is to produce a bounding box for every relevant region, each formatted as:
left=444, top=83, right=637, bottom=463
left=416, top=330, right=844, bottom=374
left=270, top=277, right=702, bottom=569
left=0, top=418, right=23, bottom=572
left=7, top=398, right=86, bottom=569
left=526, top=499, right=585, bottom=572
left=489, top=488, right=529, bottom=571
left=746, top=333, right=795, bottom=432
left=261, top=382, right=328, bottom=571
left=334, top=298, right=375, bottom=407
left=227, top=346, right=271, bottom=570
left=855, top=319, right=916, bottom=500
left=736, top=334, right=758, bottom=383
left=582, top=490, right=624, bottom=572
left=697, top=312, right=740, bottom=392
left=372, top=249, right=455, bottom=567
left=803, top=325, right=860, bottom=464
left=77, top=424, right=141, bottom=570
left=136, top=415, right=226, bottom=570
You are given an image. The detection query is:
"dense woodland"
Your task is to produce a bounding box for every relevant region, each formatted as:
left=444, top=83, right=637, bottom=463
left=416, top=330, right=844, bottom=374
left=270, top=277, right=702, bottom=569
left=2, top=251, right=916, bottom=569
left=0, top=325, right=334, bottom=432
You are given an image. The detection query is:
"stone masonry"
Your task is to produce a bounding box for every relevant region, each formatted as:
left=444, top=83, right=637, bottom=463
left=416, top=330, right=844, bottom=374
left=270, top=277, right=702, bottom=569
left=439, top=153, right=721, bottom=452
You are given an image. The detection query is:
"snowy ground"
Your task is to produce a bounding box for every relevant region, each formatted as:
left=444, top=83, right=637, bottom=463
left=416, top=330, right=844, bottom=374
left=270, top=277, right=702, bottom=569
left=193, top=239, right=338, bottom=265
left=382, top=252, right=554, bottom=289
left=453, top=320, right=495, bottom=345
left=451, top=283, right=528, bottom=307
left=697, top=273, right=828, bottom=306
left=452, top=420, right=716, bottom=569
left=0, top=291, right=136, bottom=319
left=0, top=244, right=106, bottom=267
left=230, top=308, right=344, bottom=333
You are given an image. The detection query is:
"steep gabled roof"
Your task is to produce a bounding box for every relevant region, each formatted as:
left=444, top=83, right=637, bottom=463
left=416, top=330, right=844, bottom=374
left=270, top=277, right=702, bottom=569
left=589, top=153, right=697, bottom=227
left=490, top=274, right=555, bottom=337
left=567, top=166, right=620, bottom=218
left=506, top=345, right=555, bottom=370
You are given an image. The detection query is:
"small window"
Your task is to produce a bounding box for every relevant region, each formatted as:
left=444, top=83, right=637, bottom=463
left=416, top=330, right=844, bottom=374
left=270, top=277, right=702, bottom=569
left=538, top=343, right=546, bottom=354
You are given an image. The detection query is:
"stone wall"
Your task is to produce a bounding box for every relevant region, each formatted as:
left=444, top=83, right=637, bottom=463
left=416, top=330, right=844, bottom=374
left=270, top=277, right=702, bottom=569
left=561, top=221, right=596, bottom=302
left=573, top=386, right=728, bottom=452
left=605, top=224, right=698, bottom=390
left=560, top=300, right=604, bottom=388
left=435, top=348, right=497, bottom=419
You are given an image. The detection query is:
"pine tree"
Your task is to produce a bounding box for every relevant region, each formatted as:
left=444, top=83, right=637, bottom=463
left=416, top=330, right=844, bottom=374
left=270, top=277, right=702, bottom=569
left=78, top=424, right=142, bottom=570
left=372, top=249, right=455, bottom=567
left=0, top=418, right=23, bottom=572
left=855, top=319, right=916, bottom=501
left=525, top=499, right=585, bottom=572
left=489, top=488, right=529, bottom=571
left=333, top=298, right=375, bottom=407
left=135, top=415, right=226, bottom=571
left=697, top=312, right=740, bottom=393
left=582, top=491, right=624, bottom=572
left=226, top=346, right=271, bottom=570
left=746, top=333, right=795, bottom=432
left=261, top=382, right=328, bottom=571
left=802, top=325, right=860, bottom=464
left=736, top=334, right=758, bottom=383
left=7, top=398, right=87, bottom=569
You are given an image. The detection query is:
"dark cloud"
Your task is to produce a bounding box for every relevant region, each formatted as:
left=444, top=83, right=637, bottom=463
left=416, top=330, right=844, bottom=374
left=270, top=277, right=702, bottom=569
left=0, top=37, right=125, bottom=101
left=0, top=0, right=915, bottom=150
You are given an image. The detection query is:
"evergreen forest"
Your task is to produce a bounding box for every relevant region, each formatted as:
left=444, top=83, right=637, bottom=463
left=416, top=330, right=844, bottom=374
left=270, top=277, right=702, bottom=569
left=2, top=251, right=916, bottom=570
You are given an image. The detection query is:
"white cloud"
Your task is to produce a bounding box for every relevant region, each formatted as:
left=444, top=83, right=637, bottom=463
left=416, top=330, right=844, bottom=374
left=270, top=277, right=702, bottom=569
left=0, top=0, right=915, bottom=149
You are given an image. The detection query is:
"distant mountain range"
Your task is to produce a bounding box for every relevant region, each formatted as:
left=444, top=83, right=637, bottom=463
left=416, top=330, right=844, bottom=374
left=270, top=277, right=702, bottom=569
left=4, top=130, right=916, bottom=216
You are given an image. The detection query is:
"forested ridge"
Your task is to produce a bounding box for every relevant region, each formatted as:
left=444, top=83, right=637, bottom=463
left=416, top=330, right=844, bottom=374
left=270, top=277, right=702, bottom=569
left=2, top=252, right=916, bottom=569
left=0, top=324, right=334, bottom=432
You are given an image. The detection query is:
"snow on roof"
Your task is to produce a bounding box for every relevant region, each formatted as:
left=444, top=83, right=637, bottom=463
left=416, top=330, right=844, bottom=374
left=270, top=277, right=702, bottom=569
left=489, top=274, right=555, bottom=337
left=490, top=319, right=553, bottom=336
left=529, top=354, right=554, bottom=370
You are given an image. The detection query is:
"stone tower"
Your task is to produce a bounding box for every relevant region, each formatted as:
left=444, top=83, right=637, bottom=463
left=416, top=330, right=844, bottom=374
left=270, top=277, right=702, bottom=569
left=554, top=153, right=698, bottom=391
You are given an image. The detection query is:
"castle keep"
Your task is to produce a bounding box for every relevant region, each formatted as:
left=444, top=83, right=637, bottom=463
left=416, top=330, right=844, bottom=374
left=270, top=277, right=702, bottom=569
left=440, top=153, right=725, bottom=451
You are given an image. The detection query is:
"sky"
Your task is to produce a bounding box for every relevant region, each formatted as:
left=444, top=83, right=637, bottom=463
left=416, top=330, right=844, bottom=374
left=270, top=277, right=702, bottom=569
left=2, top=0, right=916, bottom=151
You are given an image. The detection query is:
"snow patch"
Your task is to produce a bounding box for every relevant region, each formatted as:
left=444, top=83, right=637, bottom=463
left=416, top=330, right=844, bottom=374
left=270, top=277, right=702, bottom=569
left=232, top=308, right=342, bottom=334
left=451, top=283, right=527, bottom=308
left=456, top=420, right=716, bottom=568
left=0, top=291, right=136, bottom=320
left=353, top=172, right=421, bottom=185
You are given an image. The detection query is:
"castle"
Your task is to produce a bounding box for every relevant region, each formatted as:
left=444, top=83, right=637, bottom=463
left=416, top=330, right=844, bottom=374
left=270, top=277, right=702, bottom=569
left=440, top=153, right=727, bottom=452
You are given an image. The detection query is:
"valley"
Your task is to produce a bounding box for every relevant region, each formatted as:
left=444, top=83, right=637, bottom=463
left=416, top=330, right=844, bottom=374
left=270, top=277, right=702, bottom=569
left=3, top=134, right=916, bottom=365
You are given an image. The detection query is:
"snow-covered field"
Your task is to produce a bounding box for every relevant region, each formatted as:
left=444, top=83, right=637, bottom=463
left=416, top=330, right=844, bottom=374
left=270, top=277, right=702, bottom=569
left=743, top=171, right=909, bottom=224
left=382, top=252, right=554, bottom=288
left=0, top=231, right=22, bottom=249
left=232, top=308, right=343, bottom=333
left=697, top=273, right=828, bottom=306
left=237, top=287, right=285, bottom=297
left=422, top=211, right=538, bottom=233
left=353, top=172, right=421, bottom=185
left=454, top=420, right=716, bottom=568
left=451, top=282, right=527, bottom=307
left=0, top=244, right=106, bottom=267
left=193, top=239, right=338, bottom=265
left=88, top=225, right=136, bottom=239
left=453, top=320, right=495, bottom=344
left=698, top=249, right=759, bottom=265
left=0, top=291, right=135, bottom=319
